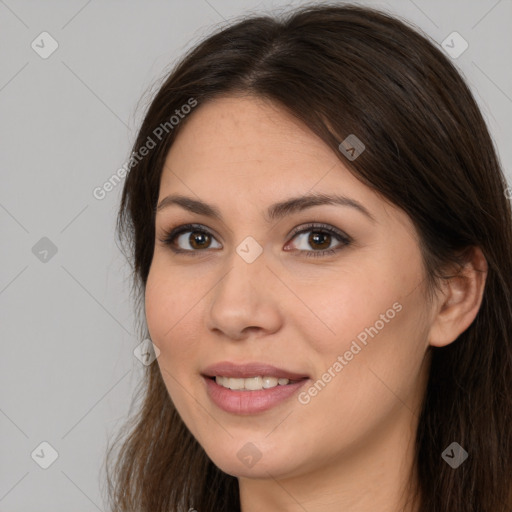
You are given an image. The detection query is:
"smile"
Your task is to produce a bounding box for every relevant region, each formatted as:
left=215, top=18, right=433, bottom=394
left=203, top=376, right=309, bottom=414
left=213, top=375, right=299, bottom=390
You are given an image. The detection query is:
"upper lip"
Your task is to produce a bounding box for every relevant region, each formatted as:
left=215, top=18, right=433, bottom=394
left=202, top=362, right=309, bottom=381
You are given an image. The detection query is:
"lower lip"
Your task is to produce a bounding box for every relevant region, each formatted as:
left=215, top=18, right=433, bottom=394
left=203, top=376, right=309, bottom=415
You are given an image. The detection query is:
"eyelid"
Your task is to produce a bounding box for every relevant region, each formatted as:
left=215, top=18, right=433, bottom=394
left=287, top=222, right=352, bottom=244
left=159, top=223, right=220, bottom=253
left=159, top=221, right=352, bottom=254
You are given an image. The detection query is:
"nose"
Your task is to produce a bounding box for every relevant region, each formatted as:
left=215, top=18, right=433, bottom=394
left=206, top=247, right=283, bottom=341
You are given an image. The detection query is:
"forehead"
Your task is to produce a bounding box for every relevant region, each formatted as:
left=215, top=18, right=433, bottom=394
left=174, top=94, right=317, bottom=148
left=161, top=95, right=361, bottom=193
left=158, top=95, right=412, bottom=236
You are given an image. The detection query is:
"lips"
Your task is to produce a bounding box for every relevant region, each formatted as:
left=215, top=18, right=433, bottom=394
left=201, top=361, right=309, bottom=381
left=202, top=364, right=310, bottom=414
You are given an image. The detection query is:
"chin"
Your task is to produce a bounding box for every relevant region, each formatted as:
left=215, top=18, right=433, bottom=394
left=203, top=441, right=303, bottom=480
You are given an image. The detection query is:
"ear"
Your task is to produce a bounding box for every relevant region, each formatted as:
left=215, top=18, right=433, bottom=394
left=428, top=246, right=488, bottom=348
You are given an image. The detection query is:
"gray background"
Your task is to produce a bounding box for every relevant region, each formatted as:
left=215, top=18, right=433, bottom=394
left=1, top=0, right=511, bottom=510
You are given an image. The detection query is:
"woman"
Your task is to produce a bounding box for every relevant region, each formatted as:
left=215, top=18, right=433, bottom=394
left=105, top=4, right=512, bottom=511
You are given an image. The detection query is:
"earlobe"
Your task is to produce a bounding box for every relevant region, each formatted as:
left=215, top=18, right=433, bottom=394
left=428, top=246, right=488, bottom=348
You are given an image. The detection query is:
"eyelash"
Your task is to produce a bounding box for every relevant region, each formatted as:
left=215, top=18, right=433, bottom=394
left=158, top=222, right=352, bottom=258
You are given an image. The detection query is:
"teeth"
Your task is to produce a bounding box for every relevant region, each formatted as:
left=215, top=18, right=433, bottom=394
left=214, top=375, right=292, bottom=390
left=263, top=376, right=278, bottom=388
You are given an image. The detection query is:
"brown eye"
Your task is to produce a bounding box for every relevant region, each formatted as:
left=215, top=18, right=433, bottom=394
left=307, top=231, right=332, bottom=250
left=161, top=224, right=222, bottom=253
left=161, top=222, right=351, bottom=258
left=287, top=224, right=350, bottom=255
left=188, top=231, right=212, bottom=249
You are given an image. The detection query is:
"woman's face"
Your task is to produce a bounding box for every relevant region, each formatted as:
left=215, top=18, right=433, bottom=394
left=145, top=95, right=433, bottom=480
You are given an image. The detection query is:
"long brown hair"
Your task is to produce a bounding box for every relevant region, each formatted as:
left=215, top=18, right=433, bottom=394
left=104, top=4, right=512, bottom=511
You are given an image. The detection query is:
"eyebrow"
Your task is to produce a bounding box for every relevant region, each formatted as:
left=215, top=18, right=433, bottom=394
left=156, top=192, right=376, bottom=223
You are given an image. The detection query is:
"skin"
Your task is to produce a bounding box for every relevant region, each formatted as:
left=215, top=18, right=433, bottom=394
left=145, top=95, right=487, bottom=512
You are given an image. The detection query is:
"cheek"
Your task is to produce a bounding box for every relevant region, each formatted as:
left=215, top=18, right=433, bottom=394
left=327, top=248, right=423, bottom=352
left=292, top=252, right=427, bottom=403
left=300, top=286, right=428, bottom=422
left=289, top=264, right=407, bottom=357
left=145, top=271, right=173, bottom=344
left=145, top=263, right=200, bottom=366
